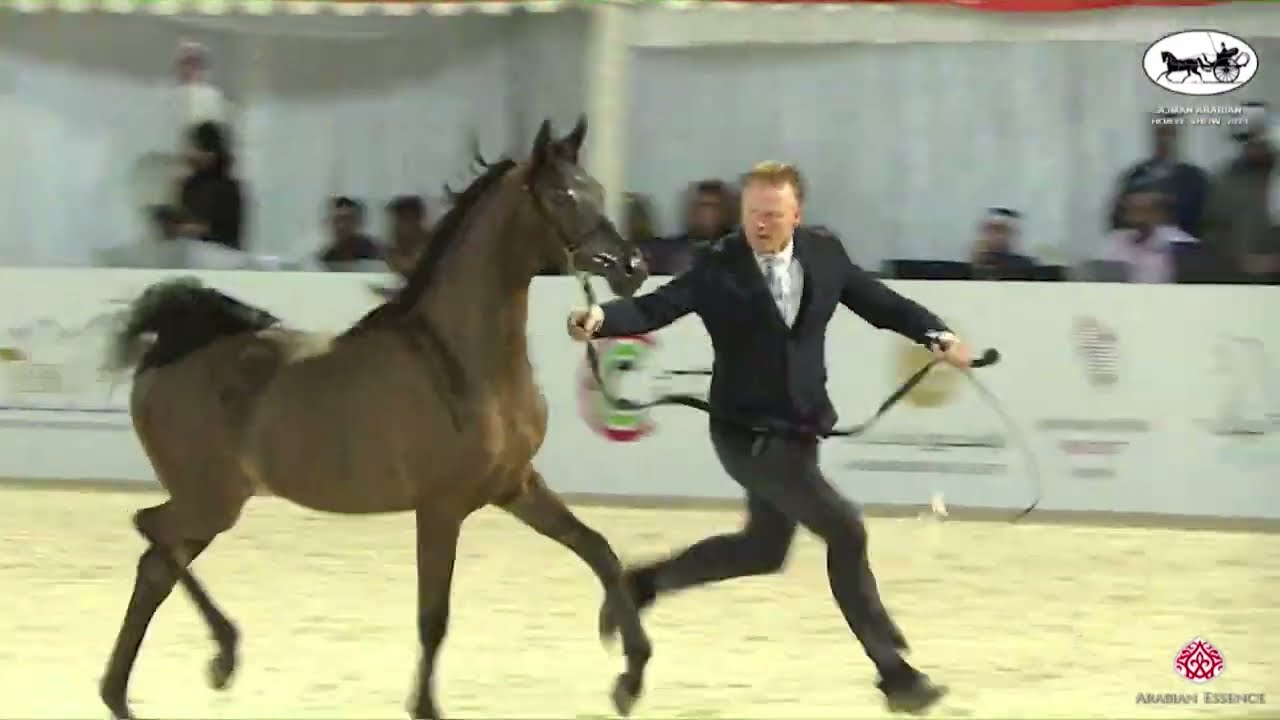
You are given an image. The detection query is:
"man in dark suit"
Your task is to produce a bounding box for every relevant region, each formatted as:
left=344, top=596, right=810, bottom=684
left=567, top=162, right=970, bottom=713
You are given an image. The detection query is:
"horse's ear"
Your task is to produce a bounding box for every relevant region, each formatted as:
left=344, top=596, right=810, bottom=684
left=562, top=114, right=588, bottom=162
left=531, top=119, right=554, bottom=171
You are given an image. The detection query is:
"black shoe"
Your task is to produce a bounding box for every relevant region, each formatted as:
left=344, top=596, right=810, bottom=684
left=877, top=674, right=948, bottom=715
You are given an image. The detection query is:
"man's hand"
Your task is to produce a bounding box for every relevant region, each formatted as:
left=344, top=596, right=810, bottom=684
left=567, top=305, right=604, bottom=342
left=928, top=331, right=973, bottom=369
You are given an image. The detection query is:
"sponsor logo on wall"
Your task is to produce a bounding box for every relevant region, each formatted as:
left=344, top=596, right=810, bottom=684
left=0, top=308, right=133, bottom=430
left=1199, top=336, right=1280, bottom=470
left=1037, top=316, right=1150, bottom=479
left=839, top=337, right=1009, bottom=476
left=1073, top=316, right=1118, bottom=388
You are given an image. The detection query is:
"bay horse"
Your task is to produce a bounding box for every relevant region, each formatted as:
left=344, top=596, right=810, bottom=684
left=98, top=116, right=652, bottom=719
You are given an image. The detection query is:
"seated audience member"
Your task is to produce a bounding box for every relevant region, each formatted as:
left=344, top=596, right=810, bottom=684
left=1100, top=189, right=1195, bottom=283
left=640, top=179, right=736, bottom=275
left=385, top=195, right=431, bottom=278
left=177, top=121, right=244, bottom=250
left=318, top=196, right=381, bottom=270
left=1202, top=101, right=1279, bottom=283
left=970, top=207, right=1036, bottom=280
left=1108, top=112, right=1211, bottom=236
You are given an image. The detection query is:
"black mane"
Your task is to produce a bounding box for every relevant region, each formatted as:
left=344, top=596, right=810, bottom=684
left=345, top=156, right=517, bottom=334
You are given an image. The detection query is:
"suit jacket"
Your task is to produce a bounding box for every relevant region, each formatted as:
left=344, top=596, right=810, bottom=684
left=597, top=226, right=949, bottom=433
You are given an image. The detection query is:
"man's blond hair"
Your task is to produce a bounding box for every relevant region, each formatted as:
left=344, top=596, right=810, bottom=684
left=741, top=161, right=805, bottom=203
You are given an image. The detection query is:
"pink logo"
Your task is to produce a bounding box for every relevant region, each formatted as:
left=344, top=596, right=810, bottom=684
left=1174, top=637, right=1225, bottom=683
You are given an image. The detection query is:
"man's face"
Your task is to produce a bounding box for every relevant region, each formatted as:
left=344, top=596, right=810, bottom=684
left=980, top=220, right=1013, bottom=253
left=391, top=212, right=422, bottom=243
left=741, top=181, right=800, bottom=255
left=688, top=191, right=726, bottom=239
left=176, top=55, right=203, bottom=84
left=330, top=206, right=360, bottom=239
left=1123, top=191, right=1163, bottom=231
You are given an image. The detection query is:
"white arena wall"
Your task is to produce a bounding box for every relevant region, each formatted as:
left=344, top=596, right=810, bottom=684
left=0, top=268, right=1275, bottom=526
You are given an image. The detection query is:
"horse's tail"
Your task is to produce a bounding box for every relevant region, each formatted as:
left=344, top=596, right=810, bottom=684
left=104, top=276, right=281, bottom=377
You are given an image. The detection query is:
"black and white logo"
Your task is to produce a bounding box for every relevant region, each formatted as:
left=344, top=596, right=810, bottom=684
left=1143, top=30, right=1257, bottom=96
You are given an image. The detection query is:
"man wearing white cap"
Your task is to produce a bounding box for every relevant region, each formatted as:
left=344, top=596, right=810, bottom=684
left=1203, top=100, right=1279, bottom=282
left=173, top=41, right=228, bottom=148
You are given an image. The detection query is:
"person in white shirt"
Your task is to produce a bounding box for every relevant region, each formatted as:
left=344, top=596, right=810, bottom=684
left=1102, top=189, right=1197, bottom=283
left=173, top=41, right=228, bottom=145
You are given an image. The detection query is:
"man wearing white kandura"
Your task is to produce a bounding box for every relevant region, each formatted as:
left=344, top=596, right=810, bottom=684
left=567, top=161, right=972, bottom=715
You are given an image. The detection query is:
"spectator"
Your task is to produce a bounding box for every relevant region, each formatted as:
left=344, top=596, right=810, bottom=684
left=640, top=179, right=736, bottom=275
left=176, top=121, right=244, bottom=250
left=1100, top=189, right=1194, bottom=283
left=385, top=195, right=431, bottom=278
left=1108, top=112, right=1211, bottom=237
left=1202, top=101, right=1279, bottom=283
left=318, top=197, right=380, bottom=270
left=970, top=207, right=1036, bottom=280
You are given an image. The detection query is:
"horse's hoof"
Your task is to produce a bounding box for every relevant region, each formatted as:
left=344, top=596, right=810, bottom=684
left=103, top=697, right=134, bottom=719
left=207, top=650, right=237, bottom=691
left=610, top=674, right=641, bottom=717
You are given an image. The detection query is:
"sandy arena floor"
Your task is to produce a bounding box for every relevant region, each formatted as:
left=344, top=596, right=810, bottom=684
left=0, top=485, right=1276, bottom=719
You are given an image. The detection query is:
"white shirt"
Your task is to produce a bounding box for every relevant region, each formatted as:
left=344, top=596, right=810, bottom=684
left=172, top=81, right=229, bottom=150
left=754, top=239, right=804, bottom=326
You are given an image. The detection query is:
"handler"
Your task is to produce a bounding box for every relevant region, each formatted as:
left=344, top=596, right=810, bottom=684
left=567, top=161, right=972, bottom=714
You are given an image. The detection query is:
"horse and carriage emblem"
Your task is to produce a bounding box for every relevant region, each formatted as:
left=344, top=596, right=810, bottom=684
left=1143, top=31, right=1258, bottom=95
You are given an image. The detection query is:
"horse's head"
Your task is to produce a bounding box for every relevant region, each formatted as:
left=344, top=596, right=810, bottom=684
left=522, top=115, right=647, bottom=298
left=1161, top=51, right=1175, bottom=63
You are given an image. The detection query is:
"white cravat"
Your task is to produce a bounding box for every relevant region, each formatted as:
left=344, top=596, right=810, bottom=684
left=755, top=242, right=801, bottom=326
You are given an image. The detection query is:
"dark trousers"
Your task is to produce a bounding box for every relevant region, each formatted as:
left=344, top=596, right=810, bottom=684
left=635, top=424, right=913, bottom=681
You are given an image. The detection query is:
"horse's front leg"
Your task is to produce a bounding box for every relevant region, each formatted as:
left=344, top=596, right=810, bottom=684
left=501, top=468, right=652, bottom=716
left=407, top=507, right=462, bottom=720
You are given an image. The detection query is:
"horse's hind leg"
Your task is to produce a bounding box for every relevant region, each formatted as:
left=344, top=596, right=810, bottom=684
left=135, top=505, right=242, bottom=691
left=100, top=502, right=241, bottom=719
left=100, top=504, right=219, bottom=718
left=500, top=470, right=652, bottom=717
